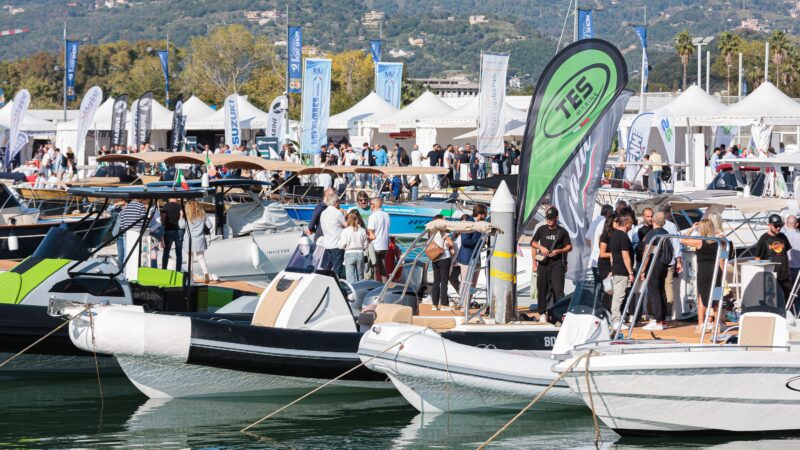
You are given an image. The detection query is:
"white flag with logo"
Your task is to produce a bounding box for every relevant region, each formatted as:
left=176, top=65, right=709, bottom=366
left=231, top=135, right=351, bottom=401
left=478, top=52, right=509, bottom=155
left=624, top=111, right=653, bottom=181
left=266, top=95, right=287, bottom=144
left=8, top=89, right=30, bottom=161
left=653, top=108, right=676, bottom=163
left=224, top=94, right=242, bottom=148
left=75, top=86, right=103, bottom=164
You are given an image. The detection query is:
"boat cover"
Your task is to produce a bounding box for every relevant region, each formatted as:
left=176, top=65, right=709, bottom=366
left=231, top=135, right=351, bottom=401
left=225, top=200, right=298, bottom=236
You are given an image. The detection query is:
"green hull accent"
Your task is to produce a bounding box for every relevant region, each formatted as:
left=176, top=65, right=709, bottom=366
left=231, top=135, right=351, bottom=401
left=137, top=267, right=184, bottom=288
left=0, top=258, right=70, bottom=304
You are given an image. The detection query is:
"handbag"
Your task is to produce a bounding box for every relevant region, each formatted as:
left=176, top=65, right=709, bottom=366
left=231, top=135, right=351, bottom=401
left=424, top=240, right=444, bottom=261
left=602, top=275, right=614, bottom=295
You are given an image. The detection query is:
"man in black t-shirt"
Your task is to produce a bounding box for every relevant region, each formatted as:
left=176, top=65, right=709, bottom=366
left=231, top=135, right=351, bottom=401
left=427, top=144, right=442, bottom=167
left=532, top=207, right=572, bottom=322
left=161, top=198, right=183, bottom=270
left=756, top=214, right=793, bottom=302
left=608, top=214, right=634, bottom=326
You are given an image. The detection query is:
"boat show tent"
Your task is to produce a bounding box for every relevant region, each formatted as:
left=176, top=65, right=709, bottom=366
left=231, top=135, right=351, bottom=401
left=56, top=97, right=175, bottom=162
left=328, top=92, right=397, bottom=139
left=1, top=100, right=60, bottom=162
left=189, top=94, right=269, bottom=130
left=359, top=91, right=455, bottom=147
left=181, top=96, right=216, bottom=123
left=691, top=81, right=800, bottom=127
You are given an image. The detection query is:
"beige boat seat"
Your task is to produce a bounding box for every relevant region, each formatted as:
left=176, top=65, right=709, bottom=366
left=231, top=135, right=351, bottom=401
left=738, top=313, right=789, bottom=350
left=412, top=316, right=458, bottom=331
left=373, top=303, right=413, bottom=324
left=252, top=277, right=299, bottom=327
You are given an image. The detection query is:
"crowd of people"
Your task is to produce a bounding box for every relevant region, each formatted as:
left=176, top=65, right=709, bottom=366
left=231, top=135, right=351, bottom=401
left=12, top=144, right=78, bottom=186
left=532, top=198, right=800, bottom=332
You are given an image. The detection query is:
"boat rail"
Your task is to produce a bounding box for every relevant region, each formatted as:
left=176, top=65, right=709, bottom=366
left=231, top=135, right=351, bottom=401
left=618, top=234, right=731, bottom=344
left=573, top=340, right=792, bottom=357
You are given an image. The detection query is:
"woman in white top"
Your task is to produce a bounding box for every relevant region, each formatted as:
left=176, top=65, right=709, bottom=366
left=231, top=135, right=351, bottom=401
left=429, top=215, right=455, bottom=311
left=339, top=210, right=368, bottom=283
left=180, top=200, right=217, bottom=283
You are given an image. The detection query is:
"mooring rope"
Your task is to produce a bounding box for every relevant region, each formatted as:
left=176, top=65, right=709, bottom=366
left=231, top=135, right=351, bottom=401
left=88, top=307, right=105, bottom=409
left=0, top=305, right=90, bottom=369
left=476, top=351, right=590, bottom=450
left=241, top=327, right=428, bottom=433
left=584, top=350, right=602, bottom=445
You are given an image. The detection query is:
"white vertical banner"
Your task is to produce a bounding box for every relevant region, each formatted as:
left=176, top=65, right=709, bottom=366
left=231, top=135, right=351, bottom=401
left=301, top=58, right=332, bottom=154
left=224, top=93, right=242, bottom=148
left=624, top=111, right=653, bottom=181
left=7, top=89, right=30, bottom=163
left=713, top=126, right=739, bottom=149
left=653, top=108, right=676, bottom=163
left=375, top=62, right=403, bottom=108
left=478, top=52, right=509, bottom=155
left=75, top=86, right=103, bottom=165
left=266, top=95, right=287, bottom=144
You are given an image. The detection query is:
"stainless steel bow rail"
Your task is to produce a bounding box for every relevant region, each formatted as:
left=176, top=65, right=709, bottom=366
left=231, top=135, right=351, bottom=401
left=618, top=233, right=730, bottom=343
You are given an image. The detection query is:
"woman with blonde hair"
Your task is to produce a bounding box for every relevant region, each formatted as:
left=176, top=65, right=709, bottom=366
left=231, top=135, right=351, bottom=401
left=180, top=200, right=217, bottom=283
left=682, top=219, right=727, bottom=332
left=339, top=210, right=368, bottom=283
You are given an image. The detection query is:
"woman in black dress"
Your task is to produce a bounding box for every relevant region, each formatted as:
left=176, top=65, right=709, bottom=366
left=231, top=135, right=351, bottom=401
left=682, top=219, right=726, bottom=333
left=597, top=213, right=617, bottom=311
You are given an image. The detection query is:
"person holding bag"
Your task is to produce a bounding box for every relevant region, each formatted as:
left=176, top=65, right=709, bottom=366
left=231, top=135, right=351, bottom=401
left=531, top=207, right=572, bottom=322
left=426, top=215, right=455, bottom=311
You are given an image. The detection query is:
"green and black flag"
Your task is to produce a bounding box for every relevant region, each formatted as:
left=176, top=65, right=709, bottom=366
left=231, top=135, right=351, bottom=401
left=516, top=39, right=628, bottom=234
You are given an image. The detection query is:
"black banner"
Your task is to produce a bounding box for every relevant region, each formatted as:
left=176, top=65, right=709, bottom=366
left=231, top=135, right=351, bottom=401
left=110, top=94, right=128, bottom=147
left=133, top=91, right=153, bottom=148
left=516, top=39, right=628, bottom=235
left=170, top=94, right=184, bottom=152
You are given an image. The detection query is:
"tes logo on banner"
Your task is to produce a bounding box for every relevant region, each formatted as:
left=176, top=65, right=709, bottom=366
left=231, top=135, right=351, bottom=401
left=542, top=64, right=610, bottom=138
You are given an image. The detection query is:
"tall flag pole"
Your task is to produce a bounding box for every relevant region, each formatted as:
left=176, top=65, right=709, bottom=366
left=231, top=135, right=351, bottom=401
left=516, top=39, right=628, bottom=235
left=157, top=49, right=170, bottom=108
left=62, top=21, right=67, bottom=122
left=370, top=39, right=382, bottom=90
left=285, top=5, right=290, bottom=146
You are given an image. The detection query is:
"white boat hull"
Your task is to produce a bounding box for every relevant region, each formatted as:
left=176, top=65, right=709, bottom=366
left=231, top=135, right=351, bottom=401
left=563, top=346, right=800, bottom=433
left=359, top=323, right=582, bottom=413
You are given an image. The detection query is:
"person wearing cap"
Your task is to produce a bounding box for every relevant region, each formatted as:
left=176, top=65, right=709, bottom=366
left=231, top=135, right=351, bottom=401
left=532, top=206, right=572, bottom=322
left=783, top=215, right=800, bottom=286
left=755, top=214, right=793, bottom=302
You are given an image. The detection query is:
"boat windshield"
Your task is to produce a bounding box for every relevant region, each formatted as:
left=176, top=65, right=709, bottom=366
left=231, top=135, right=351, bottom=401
left=741, top=271, right=786, bottom=315
left=32, top=226, right=91, bottom=261
left=565, top=272, right=606, bottom=319
left=285, top=241, right=326, bottom=273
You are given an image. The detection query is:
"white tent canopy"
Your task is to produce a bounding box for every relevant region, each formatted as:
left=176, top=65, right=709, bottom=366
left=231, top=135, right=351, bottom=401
left=0, top=100, right=58, bottom=136
left=329, top=92, right=397, bottom=131
left=418, top=95, right=526, bottom=129
left=653, top=85, right=725, bottom=124
left=692, top=81, right=800, bottom=126
left=192, top=94, right=269, bottom=130
left=181, top=95, right=216, bottom=123
left=366, top=91, right=454, bottom=130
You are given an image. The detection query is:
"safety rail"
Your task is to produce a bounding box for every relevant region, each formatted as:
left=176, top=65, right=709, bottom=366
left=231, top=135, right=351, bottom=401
left=463, top=233, right=493, bottom=323
left=617, top=233, right=731, bottom=344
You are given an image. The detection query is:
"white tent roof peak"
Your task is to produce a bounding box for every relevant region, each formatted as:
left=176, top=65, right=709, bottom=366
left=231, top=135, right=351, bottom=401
left=653, top=84, right=725, bottom=120
left=329, top=92, right=398, bottom=129
left=181, top=95, right=216, bottom=119
left=0, top=100, right=57, bottom=130
left=692, top=81, right=800, bottom=126
left=418, top=94, right=527, bottom=128
left=372, top=91, right=454, bottom=127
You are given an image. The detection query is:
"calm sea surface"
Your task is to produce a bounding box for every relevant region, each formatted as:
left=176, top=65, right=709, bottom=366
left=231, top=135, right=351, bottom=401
left=3, top=374, right=800, bottom=449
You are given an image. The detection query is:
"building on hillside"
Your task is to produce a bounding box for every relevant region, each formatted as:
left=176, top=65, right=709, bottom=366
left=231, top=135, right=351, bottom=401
left=388, top=48, right=415, bottom=58
left=447, top=16, right=455, bottom=21
left=408, top=37, right=424, bottom=47
left=409, top=75, right=479, bottom=98
left=245, top=10, right=280, bottom=24
left=3, top=5, right=25, bottom=13
left=469, top=15, right=489, bottom=25
left=96, top=0, right=126, bottom=8
left=302, top=46, right=319, bottom=56
left=740, top=18, right=765, bottom=32
left=362, top=10, right=385, bottom=26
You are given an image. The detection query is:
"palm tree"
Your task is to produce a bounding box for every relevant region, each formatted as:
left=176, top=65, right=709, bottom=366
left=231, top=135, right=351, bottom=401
left=674, top=30, right=694, bottom=91
left=768, top=30, right=789, bottom=87
left=717, top=31, right=742, bottom=95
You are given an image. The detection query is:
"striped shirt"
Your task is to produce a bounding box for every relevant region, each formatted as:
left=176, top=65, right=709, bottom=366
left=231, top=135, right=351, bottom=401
left=117, top=201, right=147, bottom=231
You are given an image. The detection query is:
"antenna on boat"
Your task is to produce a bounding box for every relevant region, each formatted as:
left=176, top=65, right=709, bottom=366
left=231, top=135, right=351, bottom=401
left=490, top=181, right=516, bottom=323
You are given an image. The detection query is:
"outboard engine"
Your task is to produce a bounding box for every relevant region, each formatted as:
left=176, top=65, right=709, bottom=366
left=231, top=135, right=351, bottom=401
left=359, top=258, right=428, bottom=314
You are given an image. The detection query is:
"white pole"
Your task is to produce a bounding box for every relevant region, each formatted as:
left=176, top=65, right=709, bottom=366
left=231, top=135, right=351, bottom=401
left=738, top=52, right=743, bottom=98
left=573, top=0, right=578, bottom=42
left=706, top=50, right=710, bottom=92
left=765, top=41, right=769, bottom=82
left=696, top=44, right=702, bottom=87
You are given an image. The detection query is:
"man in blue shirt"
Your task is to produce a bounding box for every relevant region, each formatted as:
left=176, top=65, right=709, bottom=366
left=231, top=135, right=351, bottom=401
left=454, top=204, right=488, bottom=309
left=373, top=145, right=388, bottom=193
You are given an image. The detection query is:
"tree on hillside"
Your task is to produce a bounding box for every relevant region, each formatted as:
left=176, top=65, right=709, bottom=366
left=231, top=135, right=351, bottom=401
left=717, top=31, right=742, bottom=95
left=180, top=24, right=274, bottom=104
left=331, top=50, right=373, bottom=114
left=768, top=30, right=789, bottom=87
left=674, top=30, right=694, bottom=91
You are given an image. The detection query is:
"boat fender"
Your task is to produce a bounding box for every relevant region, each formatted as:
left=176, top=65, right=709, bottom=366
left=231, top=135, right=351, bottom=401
left=7, top=231, right=18, bottom=252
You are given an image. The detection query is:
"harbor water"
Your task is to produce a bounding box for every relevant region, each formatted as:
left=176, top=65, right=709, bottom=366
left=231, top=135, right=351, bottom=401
left=4, top=375, right=800, bottom=449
